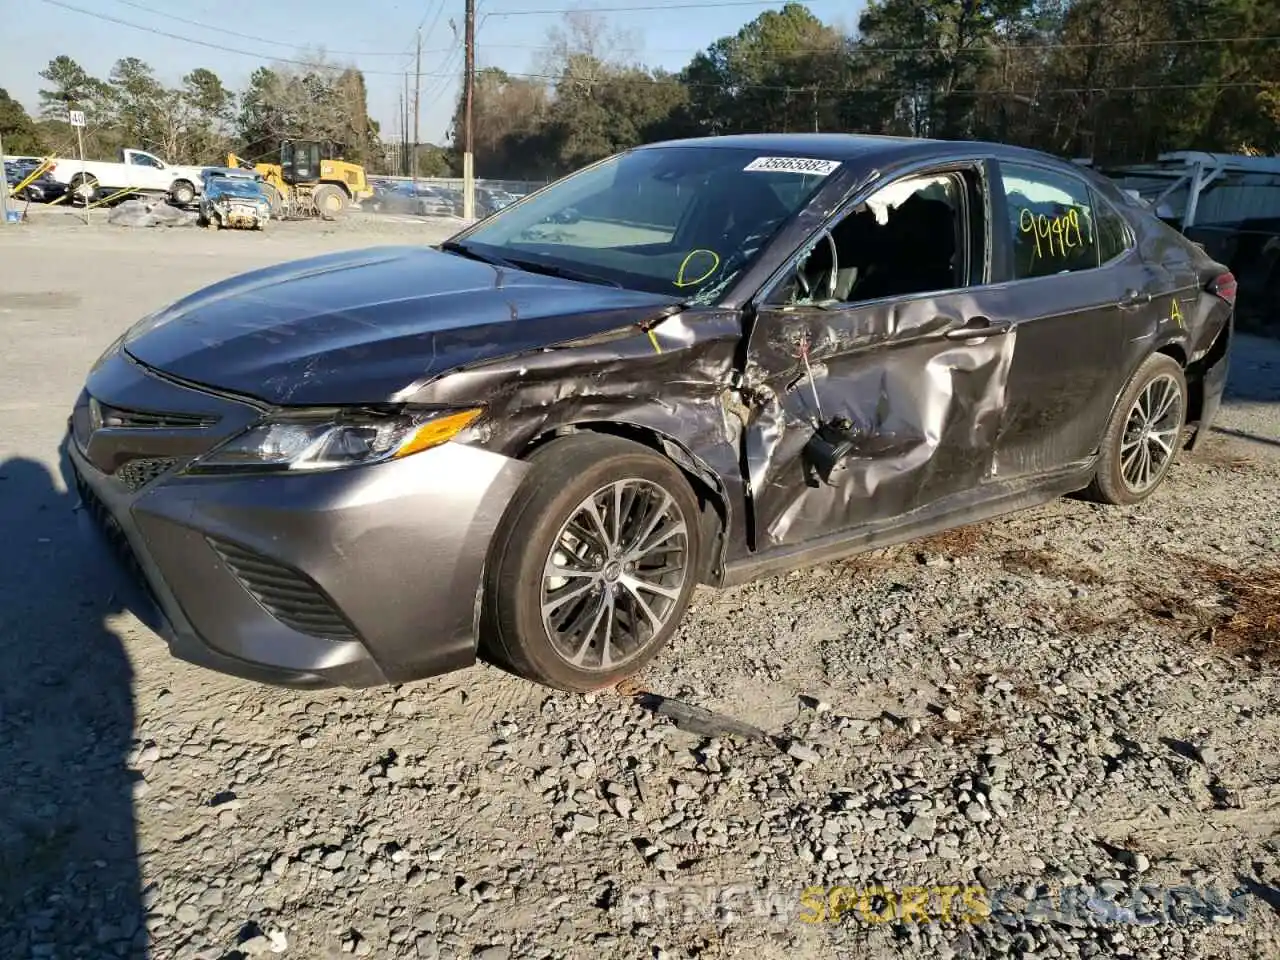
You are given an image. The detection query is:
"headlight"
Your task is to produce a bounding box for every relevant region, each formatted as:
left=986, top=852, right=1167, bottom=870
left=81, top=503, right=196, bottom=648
left=186, top=408, right=483, bottom=475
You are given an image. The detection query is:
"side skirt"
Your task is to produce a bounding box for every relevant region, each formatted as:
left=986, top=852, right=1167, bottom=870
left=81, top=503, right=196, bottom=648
left=717, top=459, right=1096, bottom=588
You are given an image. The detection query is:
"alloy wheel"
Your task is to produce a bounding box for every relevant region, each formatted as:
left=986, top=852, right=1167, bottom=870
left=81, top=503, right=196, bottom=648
left=1120, top=373, right=1183, bottom=494
left=541, top=479, right=689, bottom=671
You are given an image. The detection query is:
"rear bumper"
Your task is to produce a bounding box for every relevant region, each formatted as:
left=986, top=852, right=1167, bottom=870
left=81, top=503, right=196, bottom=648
left=1187, top=316, right=1232, bottom=450
left=68, top=389, right=527, bottom=689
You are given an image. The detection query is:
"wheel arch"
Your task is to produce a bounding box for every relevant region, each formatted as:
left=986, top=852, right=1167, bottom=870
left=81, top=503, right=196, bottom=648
left=519, top=420, right=731, bottom=584
left=1095, top=341, right=1191, bottom=460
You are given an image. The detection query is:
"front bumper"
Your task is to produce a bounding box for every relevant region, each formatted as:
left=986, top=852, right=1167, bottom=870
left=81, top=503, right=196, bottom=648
left=69, top=352, right=528, bottom=688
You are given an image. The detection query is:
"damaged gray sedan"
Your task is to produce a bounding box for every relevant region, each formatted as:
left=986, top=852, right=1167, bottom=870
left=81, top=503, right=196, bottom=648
left=68, top=134, right=1235, bottom=692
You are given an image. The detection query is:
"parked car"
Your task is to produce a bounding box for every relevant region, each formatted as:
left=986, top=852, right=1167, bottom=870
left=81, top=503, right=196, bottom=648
left=477, top=187, right=517, bottom=218
left=368, top=181, right=456, bottom=217
left=4, top=159, right=66, bottom=203
left=413, top=185, right=458, bottom=217
left=68, top=134, right=1233, bottom=692
left=45, top=148, right=208, bottom=206
left=198, top=168, right=271, bottom=230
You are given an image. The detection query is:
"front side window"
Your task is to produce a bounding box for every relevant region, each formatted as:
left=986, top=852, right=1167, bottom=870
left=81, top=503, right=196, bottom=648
left=776, top=172, right=969, bottom=306
left=129, top=152, right=163, bottom=168
left=1001, top=163, right=1099, bottom=279
left=455, top=147, right=835, bottom=301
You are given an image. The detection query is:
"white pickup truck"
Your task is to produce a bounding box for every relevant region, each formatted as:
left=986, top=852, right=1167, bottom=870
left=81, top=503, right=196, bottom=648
left=48, top=148, right=209, bottom=206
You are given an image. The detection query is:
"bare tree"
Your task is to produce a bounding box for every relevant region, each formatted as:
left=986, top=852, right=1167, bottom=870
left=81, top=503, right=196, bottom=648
left=539, top=8, right=640, bottom=88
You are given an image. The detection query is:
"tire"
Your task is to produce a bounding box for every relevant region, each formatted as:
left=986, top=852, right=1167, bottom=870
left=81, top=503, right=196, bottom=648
left=311, top=183, right=346, bottom=218
left=170, top=180, right=195, bottom=206
left=483, top=435, right=704, bottom=692
left=69, top=174, right=97, bottom=206
left=1085, top=353, right=1188, bottom=505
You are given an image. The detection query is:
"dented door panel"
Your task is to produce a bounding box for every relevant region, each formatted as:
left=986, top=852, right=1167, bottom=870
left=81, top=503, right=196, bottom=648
left=742, top=292, right=1013, bottom=549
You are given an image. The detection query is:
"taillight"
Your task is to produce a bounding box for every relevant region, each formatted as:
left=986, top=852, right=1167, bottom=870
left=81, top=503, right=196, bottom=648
left=1208, top=272, right=1237, bottom=305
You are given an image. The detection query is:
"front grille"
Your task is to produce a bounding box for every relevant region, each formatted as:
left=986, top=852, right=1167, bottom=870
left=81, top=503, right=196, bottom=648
left=114, top=457, right=177, bottom=492
left=208, top=537, right=357, bottom=642
left=73, top=467, right=158, bottom=606
left=96, top=401, right=218, bottom=430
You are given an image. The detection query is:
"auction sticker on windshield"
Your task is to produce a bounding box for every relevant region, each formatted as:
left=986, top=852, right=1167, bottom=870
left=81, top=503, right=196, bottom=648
left=743, top=157, right=841, bottom=176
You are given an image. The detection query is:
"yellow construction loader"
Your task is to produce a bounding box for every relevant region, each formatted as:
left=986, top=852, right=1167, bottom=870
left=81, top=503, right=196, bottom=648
left=226, top=140, right=372, bottom=217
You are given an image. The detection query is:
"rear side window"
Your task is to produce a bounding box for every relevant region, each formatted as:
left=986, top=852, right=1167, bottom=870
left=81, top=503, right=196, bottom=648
left=1093, top=193, right=1132, bottom=264
left=1000, top=163, right=1099, bottom=279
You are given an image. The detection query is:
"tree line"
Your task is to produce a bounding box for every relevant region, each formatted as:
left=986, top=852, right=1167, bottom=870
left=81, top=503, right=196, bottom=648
left=0, top=52, right=383, bottom=171
left=3, top=0, right=1278, bottom=179
left=452, top=0, right=1280, bottom=179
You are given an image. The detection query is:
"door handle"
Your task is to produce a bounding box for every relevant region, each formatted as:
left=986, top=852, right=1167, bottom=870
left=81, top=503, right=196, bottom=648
left=945, top=315, right=1013, bottom=340
left=1118, top=290, right=1152, bottom=310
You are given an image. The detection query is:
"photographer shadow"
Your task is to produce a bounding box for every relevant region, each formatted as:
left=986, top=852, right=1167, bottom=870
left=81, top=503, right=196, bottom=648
left=0, top=447, right=148, bottom=957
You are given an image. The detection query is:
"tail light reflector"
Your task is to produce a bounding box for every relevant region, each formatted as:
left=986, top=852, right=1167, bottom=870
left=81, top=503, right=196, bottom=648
left=1208, top=272, right=1237, bottom=305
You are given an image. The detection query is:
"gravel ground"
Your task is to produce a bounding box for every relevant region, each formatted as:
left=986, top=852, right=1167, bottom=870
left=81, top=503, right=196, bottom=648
left=1, top=215, right=1278, bottom=960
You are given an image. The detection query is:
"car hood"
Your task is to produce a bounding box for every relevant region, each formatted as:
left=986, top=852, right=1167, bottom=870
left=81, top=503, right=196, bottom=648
left=122, top=245, right=682, bottom=405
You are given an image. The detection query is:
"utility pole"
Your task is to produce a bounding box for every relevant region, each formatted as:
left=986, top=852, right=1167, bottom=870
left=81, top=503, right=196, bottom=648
left=463, top=0, right=476, bottom=220
left=413, top=29, right=422, bottom=190
left=403, top=73, right=411, bottom=177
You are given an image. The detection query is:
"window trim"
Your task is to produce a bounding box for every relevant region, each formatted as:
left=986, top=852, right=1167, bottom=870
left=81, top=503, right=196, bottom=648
left=994, top=158, right=1134, bottom=284
left=1090, top=187, right=1137, bottom=267
left=752, top=158, right=991, bottom=311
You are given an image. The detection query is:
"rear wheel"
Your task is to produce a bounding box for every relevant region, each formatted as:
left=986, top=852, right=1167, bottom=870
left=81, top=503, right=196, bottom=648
left=69, top=174, right=97, bottom=206
left=311, top=183, right=346, bottom=218
left=1086, top=353, right=1188, bottom=505
left=483, top=435, right=703, bottom=692
left=169, top=180, right=196, bottom=206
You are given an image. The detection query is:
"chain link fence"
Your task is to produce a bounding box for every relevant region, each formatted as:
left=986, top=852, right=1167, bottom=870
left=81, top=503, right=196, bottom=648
left=364, top=175, right=551, bottom=220
left=370, top=176, right=549, bottom=197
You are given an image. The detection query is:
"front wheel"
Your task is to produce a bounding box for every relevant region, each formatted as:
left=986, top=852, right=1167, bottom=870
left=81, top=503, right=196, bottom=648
left=483, top=435, right=703, bottom=692
left=311, top=183, right=346, bottom=218
left=170, top=180, right=196, bottom=206
left=1086, top=353, right=1188, bottom=505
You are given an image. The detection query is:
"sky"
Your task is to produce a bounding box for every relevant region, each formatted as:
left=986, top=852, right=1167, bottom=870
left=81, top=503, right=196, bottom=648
left=5, top=0, right=859, bottom=152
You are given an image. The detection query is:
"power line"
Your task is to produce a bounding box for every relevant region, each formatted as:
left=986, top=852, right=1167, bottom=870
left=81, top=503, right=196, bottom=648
left=109, top=0, right=423, bottom=57
left=472, top=33, right=1280, bottom=57
left=416, top=0, right=451, bottom=43
left=100, top=0, right=1280, bottom=62
left=485, top=0, right=788, bottom=14
left=476, top=68, right=1280, bottom=97
left=400, top=0, right=450, bottom=70
left=38, top=0, right=1280, bottom=102
left=39, top=0, right=430, bottom=75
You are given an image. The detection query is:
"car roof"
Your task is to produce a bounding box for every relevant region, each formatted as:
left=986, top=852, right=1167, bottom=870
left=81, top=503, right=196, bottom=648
left=636, top=132, right=1081, bottom=172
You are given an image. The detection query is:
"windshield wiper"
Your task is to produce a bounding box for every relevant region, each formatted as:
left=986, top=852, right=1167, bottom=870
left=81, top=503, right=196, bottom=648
left=440, top=239, right=619, bottom=288
left=497, top=256, right=623, bottom=288
left=439, top=242, right=620, bottom=288
left=439, top=239, right=517, bottom=269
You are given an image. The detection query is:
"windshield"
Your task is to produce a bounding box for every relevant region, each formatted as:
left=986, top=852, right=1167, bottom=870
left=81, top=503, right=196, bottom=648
left=455, top=146, right=837, bottom=302
left=207, top=177, right=265, bottom=200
